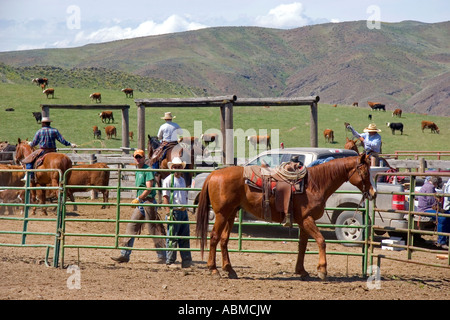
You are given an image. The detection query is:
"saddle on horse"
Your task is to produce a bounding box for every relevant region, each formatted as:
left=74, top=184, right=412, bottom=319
left=150, top=141, right=178, bottom=166
left=243, top=162, right=307, bottom=227
left=22, top=148, right=56, bottom=168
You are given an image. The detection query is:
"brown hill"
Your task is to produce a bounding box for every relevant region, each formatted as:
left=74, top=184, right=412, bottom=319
left=0, top=20, right=449, bottom=116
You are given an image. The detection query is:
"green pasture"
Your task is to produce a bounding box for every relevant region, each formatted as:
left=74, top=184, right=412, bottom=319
left=0, top=82, right=449, bottom=158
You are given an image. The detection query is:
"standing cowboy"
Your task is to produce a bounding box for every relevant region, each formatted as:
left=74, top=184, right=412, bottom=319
left=21, top=116, right=77, bottom=183
left=150, top=112, right=182, bottom=168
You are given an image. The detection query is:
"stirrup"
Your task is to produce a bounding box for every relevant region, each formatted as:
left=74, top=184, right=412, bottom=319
left=282, top=213, right=293, bottom=227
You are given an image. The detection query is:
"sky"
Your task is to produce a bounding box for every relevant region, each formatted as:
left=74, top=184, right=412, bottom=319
left=0, top=0, right=448, bottom=52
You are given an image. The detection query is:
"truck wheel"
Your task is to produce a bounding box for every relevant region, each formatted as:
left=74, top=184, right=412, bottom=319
left=335, top=211, right=364, bottom=247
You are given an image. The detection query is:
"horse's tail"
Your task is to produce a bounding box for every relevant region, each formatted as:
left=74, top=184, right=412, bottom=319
left=196, top=175, right=211, bottom=259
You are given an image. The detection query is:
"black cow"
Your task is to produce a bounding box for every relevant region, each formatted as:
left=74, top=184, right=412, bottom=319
left=32, top=112, right=42, bottom=123
left=372, top=104, right=386, bottom=111
left=386, top=122, right=403, bottom=135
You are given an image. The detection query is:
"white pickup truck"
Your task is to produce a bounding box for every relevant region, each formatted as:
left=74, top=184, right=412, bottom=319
left=188, top=148, right=407, bottom=245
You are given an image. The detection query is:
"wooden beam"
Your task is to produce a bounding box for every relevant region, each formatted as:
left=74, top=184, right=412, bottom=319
left=233, top=96, right=320, bottom=106
left=135, top=95, right=237, bottom=107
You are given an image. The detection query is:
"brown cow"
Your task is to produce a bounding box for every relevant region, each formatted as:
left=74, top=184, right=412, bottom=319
left=90, top=92, right=102, bottom=103
left=323, top=129, right=334, bottom=143
left=392, top=108, right=402, bottom=117
left=0, top=164, right=25, bottom=215
left=247, top=135, right=271, bottom=150
left=0, top=189, right=24, bottom=215
left=99, top=111, right=114, bottom=123
left=66, top=163, right=110, bottom=210
left=121, top=88, right=133, bottom=98
left=105, top=126, right=117, bottom=139
left=93, top=126, right=101, bottom=139
left=129, top=131, right=134, bottom=140
left=43, top=88, right=55, bottom=98
left=421, top=121, right=440, bottom=134
left=352, top=102, right=359, bottom=107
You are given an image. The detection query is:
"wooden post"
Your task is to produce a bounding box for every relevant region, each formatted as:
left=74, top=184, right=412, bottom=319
left=137, top=103, right=146, bottom=151
left=310, top=102, right=318, bottom=147
left=41, top=105, right=49, bottom=118
left=121, top=107, right=130, bottom=154
left=220, top=104, right=226, bottom=164
left=224, top=102, right=234, bottom=165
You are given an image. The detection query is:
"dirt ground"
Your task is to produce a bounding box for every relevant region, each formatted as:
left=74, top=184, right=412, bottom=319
left=1, top=200, right=449, bottom=302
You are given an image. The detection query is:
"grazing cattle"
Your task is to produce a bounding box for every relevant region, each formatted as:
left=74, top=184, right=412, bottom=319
left=5, top=108, right=14, bottom=112
left=121, top=88, right=133, bottom=98
left=323, top=129, right=334, bottom=143
left=129, top=131, right=134, bottom=140
left=99, top=111, right=114, bottom=123
left=421, top=121, right=440, bottom=134
left=332, top=104, right=337, bottom=108
left=247, top=135, right=271, bottom=150
left=32, top=112, right=42, bottom=123
left=90, top=92, right=102, bottom=103
left=386, top=122, right=404, bottom=135
left=201, top=133, right=219, bottom=147
left=105, top=126, right=117, bottom=139
left=93, top=126, right=101, bottom=139
left=368, top=114, right=372, bottom=120
left=32, top=78, right=48, bottom=87
left=392, top=108, right=402, bottom=117
left=352, top=102, right=359, bottom=107
left=43, top=88, right=54, bottom=98
left=66, top=163, right=110, bottom=210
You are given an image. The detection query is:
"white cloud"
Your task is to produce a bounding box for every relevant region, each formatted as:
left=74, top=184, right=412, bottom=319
left=74, top=15, right=208, bottom=45
left=255, top=2, right=310, bottom=29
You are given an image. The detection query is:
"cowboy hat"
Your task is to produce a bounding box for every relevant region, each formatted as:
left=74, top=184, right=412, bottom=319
left=363, top=123, right=381, bottom=133
left=168, top=157, right=186, bottom=169
left=161, top=112, right=176, bottom=120
left=41, top=116, right=53, bottom=122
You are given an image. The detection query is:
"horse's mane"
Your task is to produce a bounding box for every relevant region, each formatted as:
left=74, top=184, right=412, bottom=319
left=307, top=157, right=356, bottom=191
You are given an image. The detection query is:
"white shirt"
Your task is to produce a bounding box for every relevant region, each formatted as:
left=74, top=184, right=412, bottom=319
left=444, top=180, right=450, bottom=212
left=157, top=121, right=181, bottom=142
left=162, top=174, right=187, bottom=205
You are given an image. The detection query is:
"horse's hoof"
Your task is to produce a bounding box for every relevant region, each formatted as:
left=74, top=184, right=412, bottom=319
left=318, top=272, right=327, bottom=280
left=227, top=270, right=238, bottom=279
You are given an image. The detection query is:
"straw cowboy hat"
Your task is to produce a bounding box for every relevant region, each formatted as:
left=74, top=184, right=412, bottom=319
left=168, top=157, right=186, bottom=169
left=161, top=112, right=176, bottom=120
left=363, top=123, right=381, bottom=133
left=41, top=116, right=53, bottom=122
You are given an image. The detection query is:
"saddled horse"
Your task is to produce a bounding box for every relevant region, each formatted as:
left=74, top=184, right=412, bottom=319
left=147, top=135, right=208, bottom=188
left=15, top=139, right=72, bottom=215
left=196, top=154, right=376, bottom=280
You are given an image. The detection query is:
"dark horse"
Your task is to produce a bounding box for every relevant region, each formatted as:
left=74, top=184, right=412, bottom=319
left=196, top=154, right=376, bottom=280
left=147, top=135, right=208, bottom=188
left=15, top=139, right=72, bottom=215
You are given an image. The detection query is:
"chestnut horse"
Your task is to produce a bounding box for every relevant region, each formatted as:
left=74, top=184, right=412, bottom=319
left=15, top=139, right=72, bottom=215
left=196, top=154, right=376, bottom=280
left=344, top=137, right=360, bottom=154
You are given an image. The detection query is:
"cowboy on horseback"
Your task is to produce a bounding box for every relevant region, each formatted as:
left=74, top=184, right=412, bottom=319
left=150, top=112, right=182, bottom=168
left=21, top=116, right=77, bottom=183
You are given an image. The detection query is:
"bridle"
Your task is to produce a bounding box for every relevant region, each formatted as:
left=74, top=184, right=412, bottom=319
left=348, top=160, right=371, bottom=201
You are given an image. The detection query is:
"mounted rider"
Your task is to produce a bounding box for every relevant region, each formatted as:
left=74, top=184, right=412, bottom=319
left=150, top=112, right=182, bottom=168
left=21, top=116, right=77, bottom=183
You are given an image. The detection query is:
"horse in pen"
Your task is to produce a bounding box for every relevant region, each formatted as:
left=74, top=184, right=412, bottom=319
left=14, top=139, right=72, bottom=215
left=196, top=154, right=376, bottom=280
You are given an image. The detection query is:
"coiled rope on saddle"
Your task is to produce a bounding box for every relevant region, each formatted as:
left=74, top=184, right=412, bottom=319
left=275, top=162, right=307, bottom=182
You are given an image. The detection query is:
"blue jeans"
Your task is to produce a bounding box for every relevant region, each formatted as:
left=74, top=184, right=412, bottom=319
left=166, top=209, right=192, bottom=264
left=425, top=209, right=450, bottom=245
left=121, top=201, right=166, bottom=260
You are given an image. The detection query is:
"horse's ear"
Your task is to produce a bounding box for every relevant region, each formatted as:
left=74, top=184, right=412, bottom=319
left=148, top=134, right=151, bottom=140
left=18, top=138, right=21, bottom=144
left=359, top=153, right=366, bottom=164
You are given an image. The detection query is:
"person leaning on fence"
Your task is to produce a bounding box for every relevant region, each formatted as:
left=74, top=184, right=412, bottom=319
left=436, top=178, right=450, bottom=249
left=162, top=157, right=193, bottom=268
left=111, top=149, right=166, bottom=264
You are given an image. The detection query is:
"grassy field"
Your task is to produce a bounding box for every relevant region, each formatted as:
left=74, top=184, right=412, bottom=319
left=1, top=82, right=449, bottom=158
